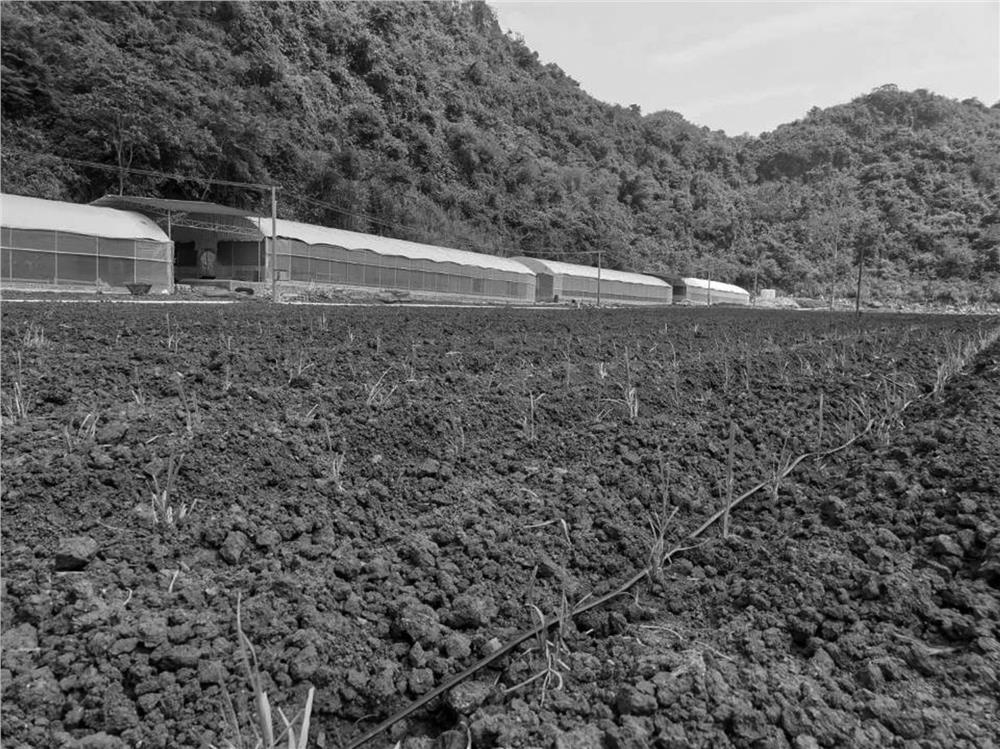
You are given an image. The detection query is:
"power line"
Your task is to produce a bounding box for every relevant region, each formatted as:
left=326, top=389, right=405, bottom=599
left=24, top=154, right=277, bottom=191
left=284, top=190, right=442, bottom=241
left=28, top=152, right=493, bottom=249
left=12, top=150, right=660, bottom=272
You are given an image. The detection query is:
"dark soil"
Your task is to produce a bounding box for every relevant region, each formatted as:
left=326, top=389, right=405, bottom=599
left=2, top=302, right=999, bottom=749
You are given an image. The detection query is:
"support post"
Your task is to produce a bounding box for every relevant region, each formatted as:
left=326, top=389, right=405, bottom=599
left=596, top=250, right=602, bottom=307
left=167, top=210, right=174, bottom=292
left=855, top=244, right=866, bottom=316
left=270, top=186, right=278, bottom=303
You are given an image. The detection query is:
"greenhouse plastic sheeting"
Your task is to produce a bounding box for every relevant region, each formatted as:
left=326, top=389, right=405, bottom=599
left=2, top=193, right=170, bottom=240
left=254, top=221, right=535, bottom=301
left=1, top=195, right=173, bottom=289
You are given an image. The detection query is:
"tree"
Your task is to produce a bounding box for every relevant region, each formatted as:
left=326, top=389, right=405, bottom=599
left=804, top=169, right=863, bottom=306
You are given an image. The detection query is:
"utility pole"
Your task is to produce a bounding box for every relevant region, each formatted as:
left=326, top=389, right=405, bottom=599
left=270, top=186, right=278, bottom=303
left=596, top=250, right=602, bottom=307
left=166, top=210, right=174, bottom=291
left=855, top=243, right=866, bottom=316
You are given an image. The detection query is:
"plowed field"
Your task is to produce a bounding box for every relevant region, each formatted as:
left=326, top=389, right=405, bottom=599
left=2, top=302, right=999, bottom=749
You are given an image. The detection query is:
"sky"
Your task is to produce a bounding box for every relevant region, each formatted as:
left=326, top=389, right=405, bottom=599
left=490, top=1, right=1000, bottom=136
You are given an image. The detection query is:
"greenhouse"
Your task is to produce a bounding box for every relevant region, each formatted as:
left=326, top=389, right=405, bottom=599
left=250, top=217, right=537, bottom=303
left=673, top=277, right=750, bottom=306
left=1, top=194, right=173, bottom=290
left=512, top=257, right=672, bottom=305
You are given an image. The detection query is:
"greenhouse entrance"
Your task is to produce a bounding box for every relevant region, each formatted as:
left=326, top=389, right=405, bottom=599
left=91, top=196, right=268, bottom=286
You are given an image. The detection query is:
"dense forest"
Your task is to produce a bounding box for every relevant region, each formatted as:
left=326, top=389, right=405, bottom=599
left=3, top=1, right=999, bottom=303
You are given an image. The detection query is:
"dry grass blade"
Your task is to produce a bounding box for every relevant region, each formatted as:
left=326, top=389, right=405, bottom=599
left=524, top=518, right=571, bottom=546
left=722, top=420, right=736, bottom=538
left=224, top=594, right=315, bottom=749
left=364, top=367, right=398, bottom=408
left=647, top=502, right=678, bottom=584
left=236, top=594, right=275, bottom=748
left=149, top=452, right=195, bottom=526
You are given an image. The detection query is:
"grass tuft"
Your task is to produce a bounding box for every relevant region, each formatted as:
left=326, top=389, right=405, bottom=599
left=212, top=593, right=316, bottom=749
left=148, top=452, right=196, bottom=526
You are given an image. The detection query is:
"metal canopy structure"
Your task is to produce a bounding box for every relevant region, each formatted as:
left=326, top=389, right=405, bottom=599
left=91, top=195, right=264, bottom=240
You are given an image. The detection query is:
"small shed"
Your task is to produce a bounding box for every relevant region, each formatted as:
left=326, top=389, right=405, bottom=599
left=512, top=257, right=672, bottom=305
left=1, top=193, right=173, bottom=290
left=251, top=217, right=536, bottom=303
left=673, top=277, right=750, bottom=306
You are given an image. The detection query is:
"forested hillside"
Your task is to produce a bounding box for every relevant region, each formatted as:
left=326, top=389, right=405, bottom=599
left=3, top=1, right=999, bottom=302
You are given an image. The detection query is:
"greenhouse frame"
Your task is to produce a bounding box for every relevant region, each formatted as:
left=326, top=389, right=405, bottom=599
left=513, top=257, right=672, bottom=305
left=673, top=277, right=750, bottom=306
left=92, top=196, right=266, bottom=283
left=250, top=217, right=537, bottom=303
left=1, top=194, right=173, bottom=290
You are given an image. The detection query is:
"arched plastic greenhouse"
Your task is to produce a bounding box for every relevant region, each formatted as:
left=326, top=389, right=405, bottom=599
left=250, top=217, right=537, bottom=303
left=513, top=257, right=672, bottom=305
left=1, top=194, right=173, bottom=290
left=673, top=277, right=750, bottom=306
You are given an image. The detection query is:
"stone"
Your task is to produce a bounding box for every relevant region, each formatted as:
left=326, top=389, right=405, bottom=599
left=109, top=638, right=138, bottom=656
left=55, top=536, right=98, bottom=571
left=255, top=527, right=282, bottom=550
left=781, top=704, right=811, bottom=737
left=442, top=632, right=472, bottom=659
left=137, top=614, right=169, bottom=647
left=616, top=685, right=658, bottom=715
left=137, top=692, right=160, bottom=713
left=885, top=711, right=925, bottom=739
left=447, top=679, right=492, bottom=714
left=220, top=531, right=249, bottom=564
left=409, top=642, right=429, bottom=667
left=198, top=659, right=226, bottom=685
left=554, top=724, right=605, bottom=749
left=436, top=729, right=471, bottom=749
left=15, top=666, right=64, bottom=720
left=819, top=497, right=847, bottom=525
left=408, top=667, right=434, bottom=695
left=656, top=724, right=690, bottom=749
left=95, top=421, right=128, bottom=444
left=67, top=733, right=128, bottom=749
left=366, top=555, right=392, bottom=579
left=2, top=623, right=38, bottom=672
left=291, top=644, right=319, bottom=680
left=855, top=662, right=884, bottom=690
left=931, top=534, right=963, bottom=558
left=417, top=458, right=440, bottom=477
left=396, top=602, right=441, bottom=646
left=101, top=687, right=140, bottom=731
left=479, top=637, right=502, bottom=656
left=446, top=593, right=496, bottom=629
left=154, top=645, right=202, bottom=670
left=809, top=648, right=836, bottom=676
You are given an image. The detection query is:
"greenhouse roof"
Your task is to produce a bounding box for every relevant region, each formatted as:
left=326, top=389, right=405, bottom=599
left=1, top=193, right=170, bottom=241
left=681, top=277, right=750, bottom=296
left=93, top=196, right=262, bottom=239
left=513, top=257, right=670, bottom=286
left=92, top=196, right=254, bottom=217
left=251, top=217, right=533, bottom=274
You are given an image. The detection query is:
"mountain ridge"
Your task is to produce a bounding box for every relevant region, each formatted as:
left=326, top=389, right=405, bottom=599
left=2, top=1, right=998, bottom=303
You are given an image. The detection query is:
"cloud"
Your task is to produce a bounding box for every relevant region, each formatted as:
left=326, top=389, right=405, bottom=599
left=651, top=4, right=874, bottom=69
